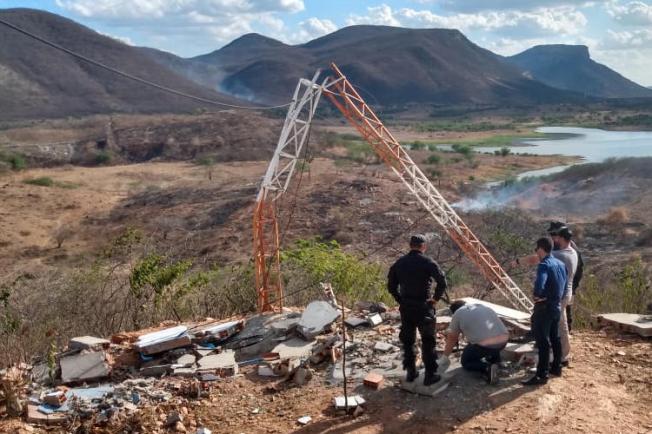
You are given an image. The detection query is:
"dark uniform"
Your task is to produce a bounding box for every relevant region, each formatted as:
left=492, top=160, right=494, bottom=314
left=388, top=249, right=447, bottom=377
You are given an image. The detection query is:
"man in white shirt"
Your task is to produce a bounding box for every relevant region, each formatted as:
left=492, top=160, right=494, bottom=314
left=550, top=227, right=578, bottom=367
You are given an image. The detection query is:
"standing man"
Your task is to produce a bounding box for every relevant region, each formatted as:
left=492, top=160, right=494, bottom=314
left=547, top=221, right=584, bottom=334
left=523, top=237, right=567, bottom=386
left=549, top=226, right=578, bottom=367
left=440, top=300, right=509, bottom=385
left=388, top=234, right=448, bottom=386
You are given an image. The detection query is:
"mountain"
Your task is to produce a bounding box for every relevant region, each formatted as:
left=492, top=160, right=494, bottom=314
left=0, top=8, right=243, bottom=121
left=144, top=26, right=583, bottom=106
left=506, top=45, right=652, bottom=99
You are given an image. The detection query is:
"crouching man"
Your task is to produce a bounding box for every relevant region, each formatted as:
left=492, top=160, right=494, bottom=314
left=439, top=300, right=509, bottom=385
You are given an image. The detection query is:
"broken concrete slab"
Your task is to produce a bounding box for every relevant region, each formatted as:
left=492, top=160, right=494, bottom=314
left=135, top=326, right=192, bottom=355
left=344, top=316, right=368, bottom=328
left=136, top=335, right=192, bottom=356
left=60, top=351, right=110, bottom=384
left=230, top=312, right=300, bottom=358
left=172, top=367, right=197, bottom=377
left=272, top=338, right=315, bottom=360
left=373, top=342, right=397, bottom=353
left=270, top=314, right=301, bottom=334
left=197, top=350, right=238, bottom=376
left=175, top=354, right=196, bottom=367
left=297, top=301, right=340, bottom=339
left=501, top=343, right=537, bottom=362
left=191, top=320, right=244, bottom=342
left=597, top=313, right=652, bottom=337
left=69, top=336, right=110, bottom=351
left=139, top=364, right=173, bottom=377
left=400, top=378, right=449, bottom=397
left=459, top=297, right=530, bottom=322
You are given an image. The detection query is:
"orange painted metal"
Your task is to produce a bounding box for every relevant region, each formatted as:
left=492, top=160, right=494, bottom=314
left=253, top=197, right=283, bottom=312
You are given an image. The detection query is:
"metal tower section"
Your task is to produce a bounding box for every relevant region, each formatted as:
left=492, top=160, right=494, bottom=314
left=322, top=63, right=534, bottom=312
left=253, top=71, right=325, bottom=312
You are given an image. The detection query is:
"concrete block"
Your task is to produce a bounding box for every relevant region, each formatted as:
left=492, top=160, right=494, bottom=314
left=501, top=343, right=537, bottom=362
left=367, top=313, right=383, bottom=327
left=297, top=301, right=340, bottom=339
left=60, top=351, right=110, bottom=384
left=363, top=372, right=384, bottom=389
left=175, top=354, right=196, bottom=366
left=172, top=367, right=197, bottom=377
left=459, top=297, right=530, bottom=321
left=139, top=364, right=172, bottom=377
left=69, top=336, right=110, bottom=351
left=297, top=416, right=312, bottom=425
left=333, top=395, right=365, bottom=410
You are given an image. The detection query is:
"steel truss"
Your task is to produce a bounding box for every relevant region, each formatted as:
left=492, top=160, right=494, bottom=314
left=253, top=71, right=325, bottom=312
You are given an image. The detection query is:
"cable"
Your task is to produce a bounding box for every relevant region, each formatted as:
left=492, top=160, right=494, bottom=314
left=0, top=18, right=292, bottom=111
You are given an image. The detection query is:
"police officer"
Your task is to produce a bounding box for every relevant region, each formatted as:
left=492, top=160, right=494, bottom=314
left=388, top=234, right=448, bottom=386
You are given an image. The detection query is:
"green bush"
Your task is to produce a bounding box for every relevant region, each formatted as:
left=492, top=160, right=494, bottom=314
left=195, top=156, right=215, bottom=166
left=451, top=143, right=474, bottom=159
left=410, top=141, right=426, bottom=151
left=426, top=154, right=441, bottom=165
left=281, top=238, right=391, bottom=305
left=95, top=151, right=111, bottom=165
left=0, top=152, right=27, bottom=170
left=23, top=177, right=54, bottom=187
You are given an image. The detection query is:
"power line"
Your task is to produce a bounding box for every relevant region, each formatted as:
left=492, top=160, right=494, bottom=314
left=0, top=17, right=292, bottom=111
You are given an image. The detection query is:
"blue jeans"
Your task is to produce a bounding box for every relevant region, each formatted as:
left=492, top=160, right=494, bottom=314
left=461, top=343, right=505, bottom=373
left=532, top=304, right=562, bottom=378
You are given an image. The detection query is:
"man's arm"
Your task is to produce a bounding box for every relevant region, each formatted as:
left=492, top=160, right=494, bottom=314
left=387, top=263, right=401, bottom=304
left=533, top=262, right=548, bottom=302
left=443, top=330, right=460, bottom=357
left=430, top=261, right=448, bottom=301
left=511, top=254, right=539, bottom=268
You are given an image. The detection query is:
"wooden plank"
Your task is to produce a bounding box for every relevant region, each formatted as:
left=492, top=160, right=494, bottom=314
left=597, top=313, right=652, bottom=337
left=459, top=297, right=530, bottom=322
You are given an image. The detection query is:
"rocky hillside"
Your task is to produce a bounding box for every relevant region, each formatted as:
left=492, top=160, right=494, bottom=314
left=506, top=45, right=652, bottom=99
left=0, top=8, right=243, bottom=121
left=144, top=26, right=584, bottom=106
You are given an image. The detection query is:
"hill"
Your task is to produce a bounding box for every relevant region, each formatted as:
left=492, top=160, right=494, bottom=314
left=145, top=26, right=584, bottom=106
left=0, top=8, right=243, bottom=121
left=506, top=45, right=652, bottom=98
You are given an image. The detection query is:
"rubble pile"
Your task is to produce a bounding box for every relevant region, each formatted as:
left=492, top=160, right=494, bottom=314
left=1, top=294, right=548, bottom=431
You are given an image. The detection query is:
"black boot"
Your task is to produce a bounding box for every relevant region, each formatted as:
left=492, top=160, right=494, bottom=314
left=423, top=371, right=441, bottom=386
left=405, top=366, right=419, bottom=383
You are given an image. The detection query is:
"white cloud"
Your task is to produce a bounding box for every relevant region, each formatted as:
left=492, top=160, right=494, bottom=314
left=416, top=0, right=606, bottom=12
left=293, top=17, right=337, bottom=41
left=600, top=28, right=652, bottom=48
left=606, top=1, right=652, bottom=25
left=347, top=4, right=587, bottom=38
left=98, top=31, right=134, bottom=45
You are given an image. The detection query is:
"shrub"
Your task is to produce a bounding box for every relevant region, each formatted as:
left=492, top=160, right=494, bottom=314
left=23, top=177, right=54, bottom=187
left=0, top=153, right=27, bottom=170
left=598, top=207, right=629, bottom=225
left=411, top=141, right=426, bottom=151
left=94, top=151, right=111, bottom=165
left=499, top=146, right=511, bottom=157
left=426, top=154, right=441, bottom=165
left=195, top=156, right=215, bottom=166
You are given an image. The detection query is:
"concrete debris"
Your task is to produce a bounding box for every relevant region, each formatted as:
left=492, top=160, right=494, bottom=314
left=297, top=301, right=340, bottom=339
left=459, top=297, right=530, bottom=322
left=197, top=428, right=212, bottom=434
left=597, top=313, right=652, bottom=337
left=501, top=343, right=537, bottom=362
left=197, top=350, right=238, bottom=376
left=175, top=354, right=197, bottom=367
left=355, top=301, right=388, bottom=313
left=60, top=351, right=110, bottom=384
left=344, top=316, right=368, bottom=328
left=373, top=341, right=397, bottom=352
left=333, top=395, right=366, bottom=410
left=367, top=313, right=383, bottom=327
left=297, top=416, right=312, bottom=425
left=272, top=338, right=316, bottom=360
left=400, top=378, right=449, bottom=397
left=69, top=336, right=111, bottom=351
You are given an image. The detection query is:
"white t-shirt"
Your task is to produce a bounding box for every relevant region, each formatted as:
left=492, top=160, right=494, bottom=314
left=552, top=246, right=578, bottom=303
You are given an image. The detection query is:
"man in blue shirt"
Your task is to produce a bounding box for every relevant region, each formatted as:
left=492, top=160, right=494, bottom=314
left=522, top=237, right=568, bottom=386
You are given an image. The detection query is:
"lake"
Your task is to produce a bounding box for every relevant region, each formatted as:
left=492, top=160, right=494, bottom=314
left=475, top=126, right=652, bottom=179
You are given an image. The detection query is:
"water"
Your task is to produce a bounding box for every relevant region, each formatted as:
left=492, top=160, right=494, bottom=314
left=475, top=126, right=652, bottom=180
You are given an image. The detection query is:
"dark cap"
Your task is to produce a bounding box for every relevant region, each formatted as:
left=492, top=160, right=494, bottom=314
left=410, top=234, right=426, bottom=246
left=547, top=221, right=567, bottom=235
left=558, top=227, right=572, bottom=240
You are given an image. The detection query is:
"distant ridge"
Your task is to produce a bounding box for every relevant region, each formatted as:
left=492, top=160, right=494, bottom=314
left=506, top=45, right=652, bottom=99
left=143, top=25, right=585, bottom=106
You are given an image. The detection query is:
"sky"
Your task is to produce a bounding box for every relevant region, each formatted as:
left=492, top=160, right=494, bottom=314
left=2, top=0, right=652, bottom=86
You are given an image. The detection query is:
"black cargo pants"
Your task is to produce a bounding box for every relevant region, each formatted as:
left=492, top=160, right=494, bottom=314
left=399, top=303, right=438, bottom=374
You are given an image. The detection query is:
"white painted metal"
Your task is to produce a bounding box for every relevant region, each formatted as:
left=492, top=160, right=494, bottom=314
left=256, top=71, right=325, bottom=202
